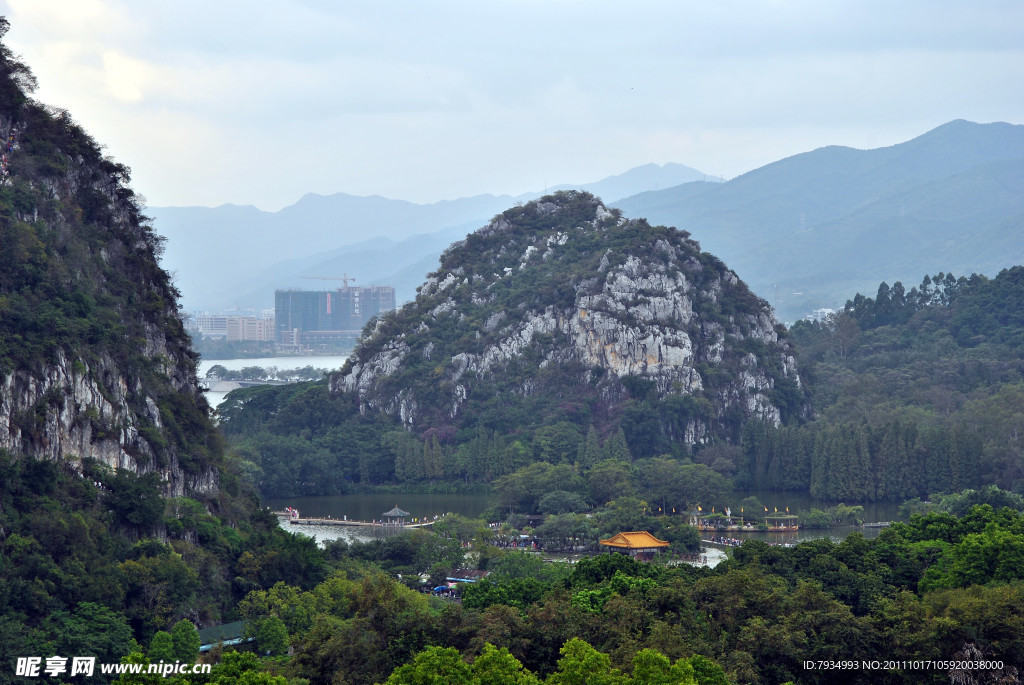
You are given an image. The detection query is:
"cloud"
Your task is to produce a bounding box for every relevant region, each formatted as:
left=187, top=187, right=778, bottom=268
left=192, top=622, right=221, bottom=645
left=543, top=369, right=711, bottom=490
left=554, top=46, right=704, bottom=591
left=100, top=49, right=154, bottom=103
left=0, top=0, right=1021, bottom=209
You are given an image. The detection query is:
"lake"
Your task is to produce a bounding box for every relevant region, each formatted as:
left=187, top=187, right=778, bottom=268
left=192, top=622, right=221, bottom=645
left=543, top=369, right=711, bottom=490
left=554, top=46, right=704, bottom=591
left=735, top=489, right=903, bottom=525
left=198, top=354, right=348, bottom=407
left=263, top=493, right=495, bottom=545
left=262, top=491, right=901, bottom=547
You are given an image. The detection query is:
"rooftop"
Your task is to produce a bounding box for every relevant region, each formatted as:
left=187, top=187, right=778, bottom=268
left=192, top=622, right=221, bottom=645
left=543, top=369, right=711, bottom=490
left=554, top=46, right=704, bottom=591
left=599, top=531, right=670, bottom=549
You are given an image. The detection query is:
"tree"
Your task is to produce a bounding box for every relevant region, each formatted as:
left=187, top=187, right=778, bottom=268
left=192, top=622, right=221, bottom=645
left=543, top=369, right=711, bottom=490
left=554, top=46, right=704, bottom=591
left=634, top=458, right=683, bottom=514
left=105, top=469, right=165, bottom=529
left=256, top=615, right=289, bottom=656
left=208, top=651, right=288, bottom=685
left=43, top=602, right=134, bottom=673
left=687, top=655, right=730, bottom=685
left=535, top=514, right=596, bottom=552
left=148, top=630, right=174, bottom=661
left=471, top=643, right=539, bottom=684
left=170, top=619, right=200, bottom=662
left=538, top=490, right=588, bottom=515
left=621, top=403, right=667, bottom=459
left=577, top=427, right=602, bottom=470
left=412, top=530, right=465, bottom=572
left=586, top=459, right=633, bottom=507
left=546, top=638, right=627, bottom=685
left=631, top=649, right=696, bottom=685
left=598, top=497, right=654, bottom=537
left=824, top=312, right=859, bottom=360
left=205, top=364, right=229, bottom=379
left=532, top=422, right=583, bottom=464
left=604, top=428, right=633, bottom=463
left=675, top=464, right=731, bottom=511
left=382, top=645, right=473, bottom=685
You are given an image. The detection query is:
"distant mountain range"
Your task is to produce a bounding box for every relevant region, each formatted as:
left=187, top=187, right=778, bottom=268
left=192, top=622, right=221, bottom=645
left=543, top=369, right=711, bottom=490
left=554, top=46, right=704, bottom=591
left=151, top=163, right=711, bottom=312
left=615, top=119, right=1024, bottom=321
left=153, top=121, right=1024, bottom=323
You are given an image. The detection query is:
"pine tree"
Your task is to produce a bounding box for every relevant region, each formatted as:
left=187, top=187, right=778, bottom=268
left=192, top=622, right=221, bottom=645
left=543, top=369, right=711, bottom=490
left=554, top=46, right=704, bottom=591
left=810, top=429, right=830, bottom=499
left=923, top=426, right=952, bottom=495
left=604, top=427, right=633, bottom=463
left=427, top=435, right=445, bottom=478
left=824, top=428, right=849, bottom=500
left=852, top=425, right=873, bottom=500
left=578, top=427, right=602, bottom=470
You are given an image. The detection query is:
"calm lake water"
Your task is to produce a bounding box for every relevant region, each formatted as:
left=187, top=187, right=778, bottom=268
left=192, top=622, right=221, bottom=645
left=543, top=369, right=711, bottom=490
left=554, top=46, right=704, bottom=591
left=735, top=489, right=903, bottom=524
left=702, top=489, right=903, bottom=544
left=198, top=355, right=348, bottom=407
left=263, top=493, right=495, bottom=545
left=262, top=491, right=899, bottom=547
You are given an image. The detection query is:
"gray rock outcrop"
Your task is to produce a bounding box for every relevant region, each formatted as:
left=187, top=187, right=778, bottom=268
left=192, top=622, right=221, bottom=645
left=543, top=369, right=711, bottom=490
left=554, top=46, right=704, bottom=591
left=331, top=192, right=805, bottom=445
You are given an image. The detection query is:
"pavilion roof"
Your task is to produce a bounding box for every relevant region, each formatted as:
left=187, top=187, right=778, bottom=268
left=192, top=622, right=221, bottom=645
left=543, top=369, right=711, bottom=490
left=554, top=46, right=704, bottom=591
left=599, top=531, right=670, bottom=549
left=383, top=505, right=410, bottom=517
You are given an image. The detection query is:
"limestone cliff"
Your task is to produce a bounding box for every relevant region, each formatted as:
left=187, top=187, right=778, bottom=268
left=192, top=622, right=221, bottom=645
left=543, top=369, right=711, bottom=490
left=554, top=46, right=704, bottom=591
left=0, top=39, right=218, bottom=496
left=331, top=191, right=805, bottom=447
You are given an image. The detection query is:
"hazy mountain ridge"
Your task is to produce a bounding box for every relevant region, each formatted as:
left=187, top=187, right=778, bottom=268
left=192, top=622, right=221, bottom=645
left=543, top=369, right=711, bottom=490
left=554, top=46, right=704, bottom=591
left=151, top=163, right=713, bottom=312
left=615, top=120, right=1024, bottom=320
left=155, top=121, right=1023, bottom=323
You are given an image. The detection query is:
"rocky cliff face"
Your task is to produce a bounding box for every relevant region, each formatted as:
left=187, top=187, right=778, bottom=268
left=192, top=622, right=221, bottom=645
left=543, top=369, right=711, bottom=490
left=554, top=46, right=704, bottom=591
left=0, top=63, right=218, bottom=495
left=0, top=350, right=217, bottom=496
left=332, top=192, right=804, bottom=446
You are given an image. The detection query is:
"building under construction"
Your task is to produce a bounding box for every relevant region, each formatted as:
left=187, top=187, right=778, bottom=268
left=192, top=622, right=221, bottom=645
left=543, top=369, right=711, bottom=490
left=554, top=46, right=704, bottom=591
left=275, top=286, right=395, bottom=346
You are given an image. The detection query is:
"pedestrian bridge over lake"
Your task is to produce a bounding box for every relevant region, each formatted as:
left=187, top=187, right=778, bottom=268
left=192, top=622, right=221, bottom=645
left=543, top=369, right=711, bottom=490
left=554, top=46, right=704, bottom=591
left=274, top=511, right=443, bottom=529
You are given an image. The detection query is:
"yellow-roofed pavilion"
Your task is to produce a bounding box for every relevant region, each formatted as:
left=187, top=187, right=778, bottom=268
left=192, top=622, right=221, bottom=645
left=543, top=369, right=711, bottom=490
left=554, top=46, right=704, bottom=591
left=599, top=531, right=671, bottom=560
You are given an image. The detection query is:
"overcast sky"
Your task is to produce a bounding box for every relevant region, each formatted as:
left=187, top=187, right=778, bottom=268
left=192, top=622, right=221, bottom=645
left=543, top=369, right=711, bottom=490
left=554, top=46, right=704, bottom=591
left=1, top=0, right=1022, bottom=210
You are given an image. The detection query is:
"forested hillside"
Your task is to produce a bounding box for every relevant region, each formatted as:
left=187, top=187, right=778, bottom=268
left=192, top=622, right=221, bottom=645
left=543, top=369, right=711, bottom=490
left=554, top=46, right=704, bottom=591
left=738, top=267, right=1024, bottom=500
left=0, top=17, right=327, bottom=675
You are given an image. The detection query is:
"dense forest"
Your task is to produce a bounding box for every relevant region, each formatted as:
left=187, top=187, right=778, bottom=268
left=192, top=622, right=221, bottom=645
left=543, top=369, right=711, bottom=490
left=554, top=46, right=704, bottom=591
left=221, top=267, right=1024, bottom=511
left=738, top=267, right=1024, bottom=500
left=87, top=501, right=1024, bottom=684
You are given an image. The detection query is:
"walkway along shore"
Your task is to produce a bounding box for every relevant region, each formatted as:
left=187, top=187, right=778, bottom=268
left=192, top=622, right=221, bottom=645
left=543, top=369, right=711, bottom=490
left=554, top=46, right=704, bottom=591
left=274, top=511, right=441, bottom=529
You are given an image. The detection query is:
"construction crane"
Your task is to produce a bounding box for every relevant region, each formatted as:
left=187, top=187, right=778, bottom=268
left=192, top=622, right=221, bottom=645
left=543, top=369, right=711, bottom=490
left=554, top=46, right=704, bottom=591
left=301, top=273, right=356, bottom=288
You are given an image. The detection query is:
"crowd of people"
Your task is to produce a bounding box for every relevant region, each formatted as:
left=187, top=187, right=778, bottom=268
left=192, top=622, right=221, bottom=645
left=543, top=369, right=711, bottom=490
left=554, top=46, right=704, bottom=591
left=705, top=535, right=743, bottom=547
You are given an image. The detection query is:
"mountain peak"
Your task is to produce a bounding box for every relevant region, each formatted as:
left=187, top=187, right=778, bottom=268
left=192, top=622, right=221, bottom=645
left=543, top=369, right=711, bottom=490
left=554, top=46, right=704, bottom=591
left=331, top=191, right=805, bottom=453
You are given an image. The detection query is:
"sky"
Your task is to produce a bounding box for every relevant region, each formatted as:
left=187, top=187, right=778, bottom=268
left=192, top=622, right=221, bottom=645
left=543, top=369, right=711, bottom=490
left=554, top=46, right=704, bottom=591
left=1, top=0, right=1022, bottom=211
